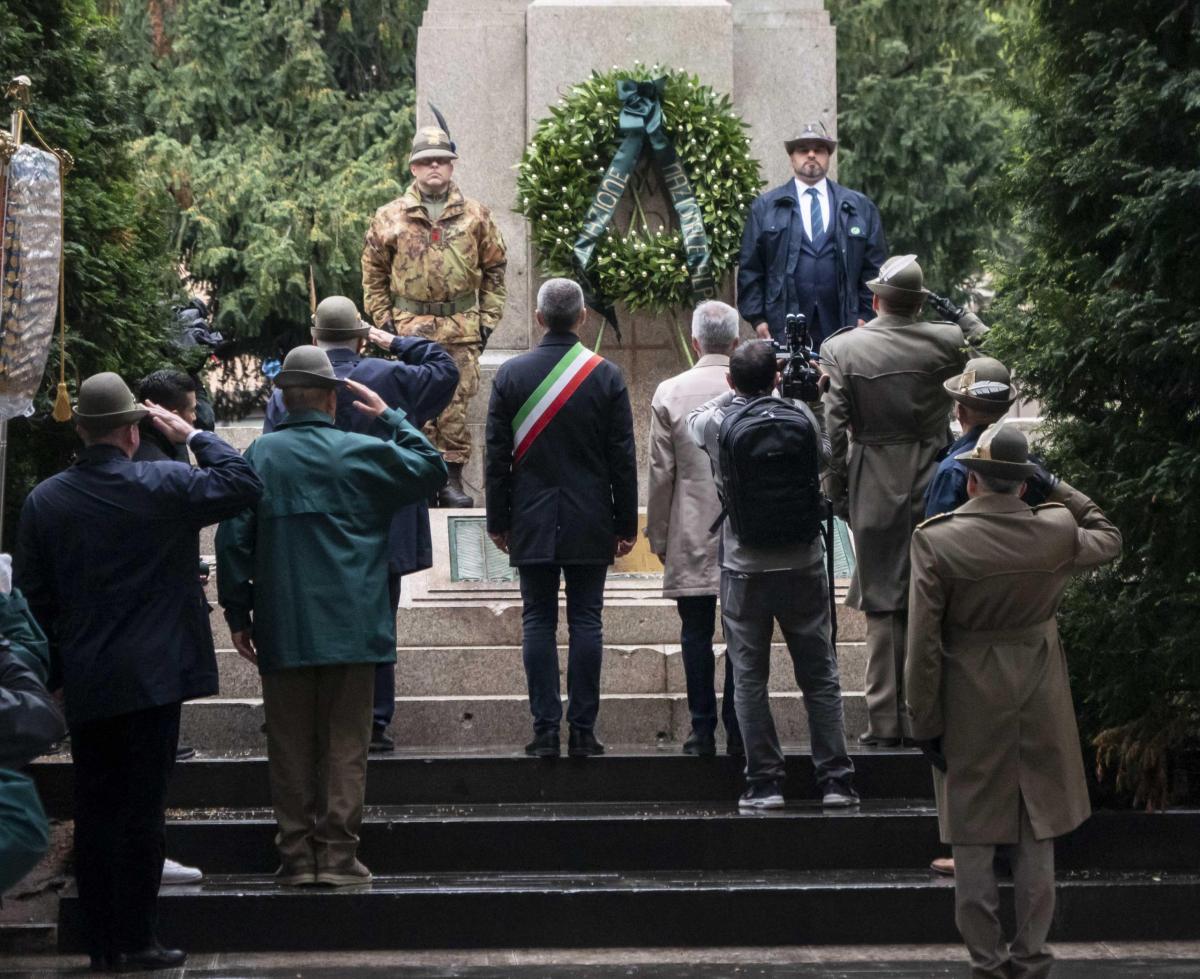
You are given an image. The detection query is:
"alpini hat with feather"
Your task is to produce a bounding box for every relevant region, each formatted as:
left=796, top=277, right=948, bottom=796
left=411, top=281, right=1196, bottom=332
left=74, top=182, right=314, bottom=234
left=955, top=422, right=1038, bottom=479
left=74, top=372, right=148, bottom=431
left=409, top=103, right=458, bottom=163
left=784, top=120, right=837, bottom=154
left=944, top=357, right=1019, bottom=413
left=867, top=254, right=930, bottom=303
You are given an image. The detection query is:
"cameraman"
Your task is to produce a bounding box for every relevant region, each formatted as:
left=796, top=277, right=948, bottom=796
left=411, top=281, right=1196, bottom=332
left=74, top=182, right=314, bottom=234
left=687, top=342, right=856, bottom=810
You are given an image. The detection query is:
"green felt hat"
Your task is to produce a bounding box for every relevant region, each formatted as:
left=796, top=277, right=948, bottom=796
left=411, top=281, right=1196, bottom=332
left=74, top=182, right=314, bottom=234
left=73, top=373, right=148, bottom=430
left=956, top=423, right=1037, bottom=479
left=311, top=296, right=369, bottom=340
left=274, top=346, right=343, bottom=389
left=867, top=254, right=930, bottom=303
left=944, top=357, right=1019, bottom=413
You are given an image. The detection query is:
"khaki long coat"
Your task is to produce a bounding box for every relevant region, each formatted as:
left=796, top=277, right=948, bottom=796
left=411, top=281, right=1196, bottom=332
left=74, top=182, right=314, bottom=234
left=905, top=483, right=1122, bottom=845
left=820, top=311, right=987, bottom=612
left=645, top=355, right=730, bottom=598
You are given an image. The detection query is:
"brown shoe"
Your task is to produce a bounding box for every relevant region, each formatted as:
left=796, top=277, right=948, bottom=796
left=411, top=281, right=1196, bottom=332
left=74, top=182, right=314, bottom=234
left=274, top=863, right=316, bottom=887
left=930, top=856, right=955, bottom=876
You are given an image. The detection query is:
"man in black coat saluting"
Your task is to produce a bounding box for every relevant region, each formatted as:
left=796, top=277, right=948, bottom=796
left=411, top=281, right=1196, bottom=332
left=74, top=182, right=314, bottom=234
left=15, top=372, right=261, bottom=973
left=485, top=279, right=638, bottom=758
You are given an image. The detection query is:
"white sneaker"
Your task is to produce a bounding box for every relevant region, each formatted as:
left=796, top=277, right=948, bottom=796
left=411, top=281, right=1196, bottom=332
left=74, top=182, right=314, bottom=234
left=161, top=857, right=203, bottom=884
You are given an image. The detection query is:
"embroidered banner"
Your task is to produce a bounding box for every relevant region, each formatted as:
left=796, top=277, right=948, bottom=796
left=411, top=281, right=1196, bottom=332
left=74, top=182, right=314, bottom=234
left=0, top=144, right=62, bottom=421
left=512, top=342, right=603, bottom=463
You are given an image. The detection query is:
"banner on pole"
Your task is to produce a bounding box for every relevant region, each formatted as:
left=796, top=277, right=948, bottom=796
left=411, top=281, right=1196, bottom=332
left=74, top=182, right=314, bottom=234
left=0, top=144, right=62, bottom=422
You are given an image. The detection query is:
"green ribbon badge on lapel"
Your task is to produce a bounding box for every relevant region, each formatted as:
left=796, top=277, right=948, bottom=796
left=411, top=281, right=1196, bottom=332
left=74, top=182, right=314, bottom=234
left=571, top=77, right=716, bottom=342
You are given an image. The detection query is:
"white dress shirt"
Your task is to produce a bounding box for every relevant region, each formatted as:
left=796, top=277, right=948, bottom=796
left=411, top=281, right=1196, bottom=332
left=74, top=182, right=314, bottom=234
left=794, top=177, right=831, bottom=240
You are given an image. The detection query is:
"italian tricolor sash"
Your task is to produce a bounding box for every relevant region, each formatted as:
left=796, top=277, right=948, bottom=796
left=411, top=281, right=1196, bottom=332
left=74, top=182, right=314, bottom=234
left=512, top=342, right=604, bottom=464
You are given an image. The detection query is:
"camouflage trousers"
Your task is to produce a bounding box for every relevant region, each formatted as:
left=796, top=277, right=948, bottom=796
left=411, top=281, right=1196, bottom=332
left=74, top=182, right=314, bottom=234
left=425, top=341, right=480, bottom=464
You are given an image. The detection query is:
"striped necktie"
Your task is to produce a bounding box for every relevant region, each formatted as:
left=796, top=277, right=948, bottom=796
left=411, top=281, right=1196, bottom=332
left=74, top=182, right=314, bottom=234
left=806, top=187, right=824, bottom=239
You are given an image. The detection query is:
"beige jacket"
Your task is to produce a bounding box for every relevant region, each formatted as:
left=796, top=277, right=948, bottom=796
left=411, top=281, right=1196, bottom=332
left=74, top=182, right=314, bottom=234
left=646, top=355, right=729, bottom=597
left=820, top=311, right=987, bottom=612
left=905, top=482, right=1122, bottom=845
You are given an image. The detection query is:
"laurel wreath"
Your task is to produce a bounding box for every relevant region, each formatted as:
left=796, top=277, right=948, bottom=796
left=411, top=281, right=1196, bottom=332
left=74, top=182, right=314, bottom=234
left=516, top=66, right=762, bottom=314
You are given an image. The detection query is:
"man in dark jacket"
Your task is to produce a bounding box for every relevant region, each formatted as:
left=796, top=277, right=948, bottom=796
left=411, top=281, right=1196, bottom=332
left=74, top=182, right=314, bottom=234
left=484, top=278, right=638, bottom=759
left=15, top=372, right=261, bottom=973
left=133, top=370, right=199, bottom=464
left=737, top=122, right=886, bottom=351
left=264, top=296, right=457, bottom=751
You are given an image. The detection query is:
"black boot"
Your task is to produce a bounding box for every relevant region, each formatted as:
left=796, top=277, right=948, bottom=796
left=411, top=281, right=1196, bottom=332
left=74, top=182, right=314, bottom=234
left=437, top=462, right=475, bottom=508
left=568, top=727, right=605, bottom=757
left=525, top=729, right=560, bottom=758
left=682, top=728, right=717, bottom=756
left=111, top=945, right=187, bottom=972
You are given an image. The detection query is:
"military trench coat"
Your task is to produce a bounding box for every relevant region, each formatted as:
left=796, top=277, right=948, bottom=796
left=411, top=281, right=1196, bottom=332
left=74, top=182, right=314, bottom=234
left=820, top=311, right=987, bottom=612
left=904, top=483, right=1122, bottom=845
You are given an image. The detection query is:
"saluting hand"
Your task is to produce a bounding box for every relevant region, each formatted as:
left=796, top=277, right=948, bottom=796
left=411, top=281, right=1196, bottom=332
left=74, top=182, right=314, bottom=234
left=345, top=379, right=389, bottom=418
left=368, top=326, right=397, bottom=352
left=143, top=401, right=197, bottom=445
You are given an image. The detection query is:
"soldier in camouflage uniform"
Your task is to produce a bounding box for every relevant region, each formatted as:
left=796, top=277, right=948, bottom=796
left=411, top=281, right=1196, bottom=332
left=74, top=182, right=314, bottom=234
left=362, top=125, right=508, bottom=507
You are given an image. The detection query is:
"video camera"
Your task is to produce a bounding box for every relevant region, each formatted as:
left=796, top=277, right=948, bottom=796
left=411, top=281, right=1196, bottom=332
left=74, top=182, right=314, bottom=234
left=771, top=312, right=822, bottom=403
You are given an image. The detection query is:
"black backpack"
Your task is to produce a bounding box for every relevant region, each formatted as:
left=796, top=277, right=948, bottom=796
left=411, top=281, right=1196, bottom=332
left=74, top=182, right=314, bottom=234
left=713, top=396, right=827, bottom=548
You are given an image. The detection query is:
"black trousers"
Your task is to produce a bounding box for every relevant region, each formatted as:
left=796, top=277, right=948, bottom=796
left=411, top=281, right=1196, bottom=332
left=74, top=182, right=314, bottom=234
left=70, top=702, right=180, bottom=957
left=676, top=595, right=739, bottom=737
left=519, top=563, right=608, bottom=734
left=372, top=571, right=403, bottom=731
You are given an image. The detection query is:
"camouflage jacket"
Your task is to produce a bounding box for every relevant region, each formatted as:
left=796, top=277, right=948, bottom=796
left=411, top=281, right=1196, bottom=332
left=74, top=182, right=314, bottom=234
left=361, top=182, right=507, bottom=345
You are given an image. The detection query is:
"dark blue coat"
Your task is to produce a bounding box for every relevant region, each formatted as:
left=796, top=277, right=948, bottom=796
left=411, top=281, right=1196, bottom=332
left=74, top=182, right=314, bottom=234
left=265, top=336, right=458, bottom=576
left=14, top=433, right=261, bottom=726
left=737, top=178, right=886, bottom=347
left=485, top=332, right=638, bottom=566
left=924, top=424, right=1053, bottom=518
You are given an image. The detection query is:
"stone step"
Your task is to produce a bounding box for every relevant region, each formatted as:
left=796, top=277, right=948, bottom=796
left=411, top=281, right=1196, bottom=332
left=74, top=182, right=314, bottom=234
left=158, top=804, right=1200, bottom=876
left=212, top=642, right=871, bottom=697
left=175, top=692, right=871, bottom=752
left=205, top=594, right=867, bottom=650
left=57, top=870, right=1200, bottom=952
left=30, top=750, right=932, bottom=817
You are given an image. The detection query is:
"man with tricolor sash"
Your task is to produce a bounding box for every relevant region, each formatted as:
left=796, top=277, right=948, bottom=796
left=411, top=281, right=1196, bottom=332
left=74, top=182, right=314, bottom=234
left=484, top=279, right=638, bottom=759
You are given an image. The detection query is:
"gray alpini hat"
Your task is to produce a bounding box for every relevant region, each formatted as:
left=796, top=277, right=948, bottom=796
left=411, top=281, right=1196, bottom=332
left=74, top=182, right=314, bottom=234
left=73, top=372, right=149, bottom=430
left=867, top=254, right=931, bottom=302
left=311, top=296, right=370, bottom=340
left=784, top=121, right=838, bottom=154
left=944, top=357, right=1019, bottom=412
left=274, top=346, right=344, bottom=389
left=956, top=423, right=1038, bottom=479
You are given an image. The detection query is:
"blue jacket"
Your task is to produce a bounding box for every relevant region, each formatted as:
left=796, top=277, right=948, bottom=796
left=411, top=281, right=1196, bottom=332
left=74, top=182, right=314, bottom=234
left=265, top=336, right=457, bottom=576
left=15, top=433, right=262, bottom=726
left=737, top=178, right=886, bottom=345
left=925, top=425, right=1053, bottom=518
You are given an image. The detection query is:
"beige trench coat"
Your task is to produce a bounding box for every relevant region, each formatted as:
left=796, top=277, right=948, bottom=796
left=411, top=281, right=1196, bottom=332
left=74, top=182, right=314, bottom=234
left=820, top=312, right=987, bottom=612
left=645, top=355, right=730, bottom=598
left=905, top=483, right=1122, bottom=845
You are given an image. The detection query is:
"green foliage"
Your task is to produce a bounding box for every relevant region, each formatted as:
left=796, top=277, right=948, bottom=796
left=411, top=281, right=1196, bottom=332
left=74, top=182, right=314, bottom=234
left=1, top=0, right=180, bottom=548
left=111, top=0, right=426, bottom=345
left=828, top=0, right=1024, bottom=295
left=987, top=0, right=1200, bottom=806
left=517, top=67, right=761, bottom=315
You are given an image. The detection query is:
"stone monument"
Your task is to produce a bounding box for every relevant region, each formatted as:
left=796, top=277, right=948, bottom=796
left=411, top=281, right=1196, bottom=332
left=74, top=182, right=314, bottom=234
left=414, top=0, right=837, bottom=502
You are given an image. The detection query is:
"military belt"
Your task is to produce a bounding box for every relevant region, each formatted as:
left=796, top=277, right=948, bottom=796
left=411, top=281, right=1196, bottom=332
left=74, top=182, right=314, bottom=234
left=944, top=617, right=1057, bottom=647
left=394, top=293, right=476, bottom=317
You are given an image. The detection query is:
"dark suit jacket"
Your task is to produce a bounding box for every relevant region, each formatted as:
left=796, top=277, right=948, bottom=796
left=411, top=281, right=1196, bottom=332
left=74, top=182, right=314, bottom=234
left=14, top=434, right=262, bottom=726
left=737, top=177, right=886, bottom=343
left=485, top=331, right=638, bottom=565
left=265, top=335, right=458, bottom=576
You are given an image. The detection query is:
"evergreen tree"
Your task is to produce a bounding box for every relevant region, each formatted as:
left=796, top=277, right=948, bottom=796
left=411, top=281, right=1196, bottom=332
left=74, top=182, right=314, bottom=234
left=828, top=0, right=1024, bottom=296
left=1, top=0, right=180, bottom=548
left=988, top=0, right=1200, bottom=806
left=114, top=0, right=425, bottom=356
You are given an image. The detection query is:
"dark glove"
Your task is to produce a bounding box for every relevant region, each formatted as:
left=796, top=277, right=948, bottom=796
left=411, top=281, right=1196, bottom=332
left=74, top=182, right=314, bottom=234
left=913, top=737, right=947, bottom=773
left=926, top=291, right=965, bottom=323
left=1021, top=454, right=1060, bottom=506
left=479, top=324, right=495, bottom=353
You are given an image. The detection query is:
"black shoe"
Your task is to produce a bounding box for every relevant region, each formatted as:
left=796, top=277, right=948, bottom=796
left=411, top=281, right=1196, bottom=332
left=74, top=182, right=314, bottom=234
left=369, top=728, right=395, bottom=753
left=437, top=463, right=475, bottom=508
left=524, top=730, right=560, bottom=757
left=175, top=744, right=196, bottom=762
left=682, top=729, right=716, bottom=756
left=857, top=731, right=901, bottom=747
left=726, top=730, right=745, bottom=757
left=111, top=945, right=187, bottom=972
left=568, top=728, right=605, bottom=757
left=738, top=780, right=785, bottom=810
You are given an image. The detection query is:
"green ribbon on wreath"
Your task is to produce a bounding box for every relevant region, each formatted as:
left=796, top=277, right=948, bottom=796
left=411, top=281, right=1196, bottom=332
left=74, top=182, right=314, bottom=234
left=572, top=78, right=717, bottom=342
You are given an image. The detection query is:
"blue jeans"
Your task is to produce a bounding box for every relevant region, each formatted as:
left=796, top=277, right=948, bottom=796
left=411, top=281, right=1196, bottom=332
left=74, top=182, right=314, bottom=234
left=519, top=563, right=608, bottom=734
left=676, top=595, right=739, bottom=738
left=720, top=566, right=853, bottom=791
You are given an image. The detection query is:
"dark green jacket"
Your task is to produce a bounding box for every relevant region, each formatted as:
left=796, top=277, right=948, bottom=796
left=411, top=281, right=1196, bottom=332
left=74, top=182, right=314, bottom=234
left=215, top=409, right=446, bottom=675
left=0, top=590, right=65, bottom=893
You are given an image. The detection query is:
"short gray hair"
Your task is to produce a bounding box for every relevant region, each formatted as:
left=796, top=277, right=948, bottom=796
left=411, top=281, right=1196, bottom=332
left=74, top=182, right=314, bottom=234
left=537, top=278, right=585, bottom=332
left=691, top=300, right=739, bottom=353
